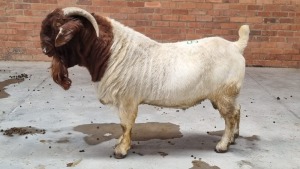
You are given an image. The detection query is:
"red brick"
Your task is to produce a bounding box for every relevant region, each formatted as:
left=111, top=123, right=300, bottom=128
left=119, top=8, right=137, bottom=14
left=161, top=28, right=180, bottom=34
left=146, top=27, right=161, bottom=34
left=147, top=14, right=162, bottom=21
left=92, top=0, right=109, bottom=6
left=110, top=13, right=127, bottom=20
left=264, top=5, right=281, bottom=11
left=128, top=14, right=146, bottom=20
left=14, top=4, right=31, bottom=9
left=230, top=17, right=246, bottom=22
left=155, top=9, right=172, bottom=15
left=272, top=12, right=289, bottom=17
left=23, top=0, right=41, bottom=3
left=179, top=15, right=195, bottom=22
left=283, top=61, right=300, bottom=68
left=138, top=8, right=154, bottom=13
left=152, top=21, right=169, bottom=27
left=170, top=21, right=186, bottom=27
left=103, top=7, right=120, bottom=13
left=206, top=0, right=222, bottom=3
left=145, top=2, right=161, bottom=8
left=247, top=5, right=262, bottom=10
left=196, top=15, right=213, bottom=22
left=292, top=55, right=300, bottom=61
left=239, top=0, right=255, bottom=3
left=256, top=0, right=273, bottom=4
left=213, top=17, right=230, bottom=22
left=257, top=11, right=272, bottom=17
left=269, top=37, right=286, bottom=42
left=247, top=17, right=263, bottom=23
left=177, top=2, right=196, bottom=9
left=262, top=31, right=277, bottom=36
left=229, top=4, right=247, bottom=10
left=273, top=0, right=291, bottom=4
left=279, top=18, right=294, bottom=23
left=214, top=4, right=229, bottom=9
left=277, top=31, right=294, bottom=36
left=41, top=0, right=57, bottom=4
left=109, top=1, right=127, bottom=6
left=162, top=15, right=179, bottom=21
left=172, top=9, right=188, bottom=15
left=281, top=5, right=296, bottom=11
left=160, top=2, right=177, bottom=9
left=196, top=3, right=213, bottom=9
left=136, top=21, right=151, bottom=26
left=77, top=0, right=92, bottom=5
left=127, top=2, right=144, bottom=7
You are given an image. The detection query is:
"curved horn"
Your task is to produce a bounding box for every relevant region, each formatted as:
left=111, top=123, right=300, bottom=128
left=62, top=7, right=99, bottom=37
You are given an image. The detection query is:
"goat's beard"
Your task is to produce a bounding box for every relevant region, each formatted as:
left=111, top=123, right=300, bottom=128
left=51, top=56, right=72, bottom=90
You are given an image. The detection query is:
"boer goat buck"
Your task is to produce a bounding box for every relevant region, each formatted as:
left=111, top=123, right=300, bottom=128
left=40, top=7, right=250, bottom=159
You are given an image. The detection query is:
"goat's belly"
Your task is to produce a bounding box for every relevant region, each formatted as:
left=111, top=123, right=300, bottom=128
left=142, top=90, right=208, bottom=109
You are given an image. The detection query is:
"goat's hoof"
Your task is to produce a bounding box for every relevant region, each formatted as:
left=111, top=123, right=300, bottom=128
left=214, top=148, right=228, bottom=153
left=215, top=143, right=229, bottom=153
left=114, top=152, right=127, bottom=159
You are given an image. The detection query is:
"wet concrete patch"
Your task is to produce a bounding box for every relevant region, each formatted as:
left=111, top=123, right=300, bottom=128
left=1, top=127, right=46, bottom=136
left=190, top=159, right=220, bottom=169
left=0, top=73, right=29, bottom=99
left=0, top=79, right=24, bottom=99
left=74, top=122, right=182, bottom=145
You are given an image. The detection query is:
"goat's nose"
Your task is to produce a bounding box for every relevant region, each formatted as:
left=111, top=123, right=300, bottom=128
left=42, top=47, right=47, bottom=54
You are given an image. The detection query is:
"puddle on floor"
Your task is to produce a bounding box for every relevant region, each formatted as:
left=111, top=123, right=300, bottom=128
left=0, top=78, right=24, bottom=99
left=207, top=130, right=260, bottom=141
left=1, top=127, right=46, bottom=136
left=74, top=122, right=182, bottom=145
left=56, top=137, right=70, bottom=143
left=190, top=159, right=220, bottom=169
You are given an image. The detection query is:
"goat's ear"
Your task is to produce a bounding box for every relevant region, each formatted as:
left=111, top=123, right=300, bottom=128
left=55, top=20, right=82, bottom=47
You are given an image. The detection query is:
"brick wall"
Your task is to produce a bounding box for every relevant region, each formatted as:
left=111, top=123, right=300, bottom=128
left=0, top=0, right=299, bottom=68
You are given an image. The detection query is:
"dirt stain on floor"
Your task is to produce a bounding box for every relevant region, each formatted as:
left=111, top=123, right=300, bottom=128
left=1, top=127, right=46, bottom=136
left=190, top=159, right=220, bottom=169
left=0, top=78, right=24, bottom=99
left=74, top=122, right=182, bottom=145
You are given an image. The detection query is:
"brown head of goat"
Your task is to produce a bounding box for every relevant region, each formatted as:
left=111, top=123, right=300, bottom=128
left=40, top=7, right=113, bottom=90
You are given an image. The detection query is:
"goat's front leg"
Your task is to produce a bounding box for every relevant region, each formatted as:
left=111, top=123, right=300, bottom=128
left=114, top=102, right=138, bottom=159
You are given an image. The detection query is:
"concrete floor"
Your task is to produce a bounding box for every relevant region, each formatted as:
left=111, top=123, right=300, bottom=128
left=0, top=61, right=299, bottom=169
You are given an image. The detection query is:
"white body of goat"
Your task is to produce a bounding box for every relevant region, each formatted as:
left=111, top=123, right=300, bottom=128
left=95, top=20, right=248, bottom=108
left=93, top=19, right=249, bottom=158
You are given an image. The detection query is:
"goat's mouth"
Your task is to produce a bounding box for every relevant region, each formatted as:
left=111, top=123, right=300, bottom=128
left=51, top=56, right=72, bottom=90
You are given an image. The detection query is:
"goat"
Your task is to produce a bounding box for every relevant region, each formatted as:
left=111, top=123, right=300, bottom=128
left=40, top=7, right=250, bottom=159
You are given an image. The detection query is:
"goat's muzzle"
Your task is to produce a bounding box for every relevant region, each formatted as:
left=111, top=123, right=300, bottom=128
left=51, top=56, right=72, bottom=90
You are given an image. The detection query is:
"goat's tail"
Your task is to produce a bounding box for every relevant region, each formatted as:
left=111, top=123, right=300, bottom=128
left=235, top=25, right=250, bottom=53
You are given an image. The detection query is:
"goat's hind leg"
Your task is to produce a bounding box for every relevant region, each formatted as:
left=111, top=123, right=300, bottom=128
left=211, top=97, right=240, bottom=153
left=114, top=102, right=138, bottom=159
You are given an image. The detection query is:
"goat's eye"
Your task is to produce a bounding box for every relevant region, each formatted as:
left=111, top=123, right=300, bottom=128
left=56, top=22, right=62, bottom=27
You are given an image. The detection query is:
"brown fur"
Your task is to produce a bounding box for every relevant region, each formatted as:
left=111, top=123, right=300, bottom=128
left=51, top=56, right=71, bottom=90
left=40, top=8, right=114, bottom=90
